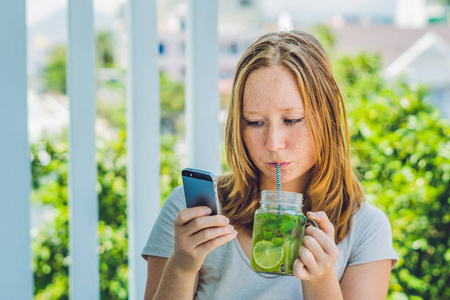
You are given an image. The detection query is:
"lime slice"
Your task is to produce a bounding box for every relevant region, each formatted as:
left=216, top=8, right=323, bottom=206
left=286, top=239, right=298, bottom=272
left=252, top=241, right=285, bottom=272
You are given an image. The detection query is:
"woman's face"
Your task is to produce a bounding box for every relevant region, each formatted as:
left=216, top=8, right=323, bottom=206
left=241, top=66, right=316, bottom=193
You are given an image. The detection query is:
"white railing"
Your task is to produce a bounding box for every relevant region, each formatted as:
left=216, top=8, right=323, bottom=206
left=126, top=0, right=160, bottom=298
left=0, top=0, right=33, bottom=299
left=0, top=0, right=220, bottom=299
left=67, top=0, right=99, bottom=299
left=186, top=0, right=221, bottom=174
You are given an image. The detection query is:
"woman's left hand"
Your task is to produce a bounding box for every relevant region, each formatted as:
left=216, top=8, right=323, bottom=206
left=293, top=211, right=339, bottom=281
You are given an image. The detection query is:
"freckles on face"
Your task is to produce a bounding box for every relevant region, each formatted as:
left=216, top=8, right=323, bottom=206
left=241, top=66, right=316, bottom=191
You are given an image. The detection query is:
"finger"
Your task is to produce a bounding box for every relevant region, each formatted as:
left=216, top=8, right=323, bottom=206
left=196, top=227, right=238, bottom=255
left=306, top=211, right=335, bottom=240
left=305, top=226, right=338, bottom=257
left=302, top=235, right=327, bottom=264
left=175, top=206, right=212, bottom=226
left=293, top=258, right=308, bottom=280
left=299, top=245, right=318, bottom=275
left=186, top=215, right=230, bottom=236
left=191, top=224, right=236, bottom=247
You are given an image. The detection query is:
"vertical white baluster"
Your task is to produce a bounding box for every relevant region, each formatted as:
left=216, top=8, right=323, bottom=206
left=0, top=0, right=33, bottom=298
left=126, top=0, right=160, bottom=298
left=186, top=0, right=221, bottom=174
left=67, top=0, right=99, bottom=299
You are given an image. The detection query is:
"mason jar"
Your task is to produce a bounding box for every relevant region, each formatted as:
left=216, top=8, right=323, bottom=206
left=251, top=190, right=318, bottom=275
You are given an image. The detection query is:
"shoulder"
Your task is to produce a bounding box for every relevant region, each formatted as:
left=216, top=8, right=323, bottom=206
left=352, top=201, right=391, bottom=229
left=141, top=186, right=186, bottom=259
left=160, top=185, right=186, bottom=216
left=343, top=200, right=398, bottom=267
left=166, top=185, right=185, bottom=203
left=349, top=201, right=394, bottom=243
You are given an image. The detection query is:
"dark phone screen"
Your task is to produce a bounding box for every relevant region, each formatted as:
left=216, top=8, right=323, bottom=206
left=182, top=175, right=218, bottom=215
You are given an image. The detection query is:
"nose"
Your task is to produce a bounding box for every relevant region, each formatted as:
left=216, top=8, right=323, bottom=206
left=265, top=123, right=285, bottom=151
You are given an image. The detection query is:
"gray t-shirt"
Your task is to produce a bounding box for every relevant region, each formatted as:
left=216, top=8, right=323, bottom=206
left=142, top=186, right=398, bottom=300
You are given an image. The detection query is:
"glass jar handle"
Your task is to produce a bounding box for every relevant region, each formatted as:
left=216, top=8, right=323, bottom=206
left=303, top=215, right=319, bottom=228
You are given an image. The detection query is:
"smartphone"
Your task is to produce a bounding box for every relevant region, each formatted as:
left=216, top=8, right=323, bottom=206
left=182, top=168, right=221, bottom=215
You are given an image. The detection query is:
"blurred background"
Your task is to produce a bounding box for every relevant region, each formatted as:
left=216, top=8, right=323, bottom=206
left=26, top=0, right=449, bottom=299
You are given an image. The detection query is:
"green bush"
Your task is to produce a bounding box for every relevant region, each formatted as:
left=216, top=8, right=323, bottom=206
left=41, top=30, right=121, bottom=94
left=31, top=130, right=181, bottom=299
left=35, top=37, right=185, bottom=297
left=335, top=52, right=450, bottom=299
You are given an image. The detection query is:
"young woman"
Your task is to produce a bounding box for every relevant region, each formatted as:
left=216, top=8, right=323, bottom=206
left=142, top=30, right=398, bottom=299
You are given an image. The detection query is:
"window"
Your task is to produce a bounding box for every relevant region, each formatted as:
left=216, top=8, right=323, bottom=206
left=240, top=0, right=252, bottom=7
left=230, top=43, right=238, bottom=54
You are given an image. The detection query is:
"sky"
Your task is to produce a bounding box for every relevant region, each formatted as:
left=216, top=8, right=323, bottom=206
left=27, top=0, right=397, bottom=26
left=27, top=0, right=126, bottom=25
left=261, top=0, right=396, bottom=18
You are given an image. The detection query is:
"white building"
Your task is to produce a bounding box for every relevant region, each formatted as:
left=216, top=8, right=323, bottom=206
left=333, top=24, right=450, bottom=117
left=396, top=0, right=449, bottom=29
left=385, top=31, right=450, bottom=117
left=113, top=0, right=262, bottom=82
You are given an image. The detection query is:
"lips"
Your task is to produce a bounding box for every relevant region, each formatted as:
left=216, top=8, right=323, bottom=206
left=268, top=162, right=291, bottom=169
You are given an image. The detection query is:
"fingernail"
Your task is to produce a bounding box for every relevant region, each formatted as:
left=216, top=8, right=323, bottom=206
left=205, top=207, right=212, bottom=214
left=233, top=230, right=238, bottom=236
left=228, top=225, right=234, bottom=231
left=223, top=216, right=230, bottom=224
left=308, top=212, right=316, bottom=217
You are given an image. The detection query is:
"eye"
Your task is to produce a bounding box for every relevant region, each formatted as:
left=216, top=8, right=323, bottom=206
left=246, top=121, right=264, bottom=127
left=284, top=117, right=305, bottom=125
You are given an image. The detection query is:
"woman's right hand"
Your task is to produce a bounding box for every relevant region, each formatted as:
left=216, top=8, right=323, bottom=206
left=170, top=206, right=238, bottom=274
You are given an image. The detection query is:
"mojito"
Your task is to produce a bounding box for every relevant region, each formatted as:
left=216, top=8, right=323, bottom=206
left=251, top=211, right=305, bottom=275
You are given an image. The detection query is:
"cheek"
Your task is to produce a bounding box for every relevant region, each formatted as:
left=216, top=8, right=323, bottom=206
left=292, top=127, right=316, bottom=160
left=303, top=134, right=317, bottom=164
left=242, top=130, right=262, bottom=159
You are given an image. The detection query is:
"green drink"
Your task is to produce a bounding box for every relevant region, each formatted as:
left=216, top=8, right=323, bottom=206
left=251, top=190, right=317, bottom=275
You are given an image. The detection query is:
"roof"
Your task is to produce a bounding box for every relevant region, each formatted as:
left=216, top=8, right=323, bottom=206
left=332, top=24, right=450, bottom=67
left=384, top=31, right=450, bottom=85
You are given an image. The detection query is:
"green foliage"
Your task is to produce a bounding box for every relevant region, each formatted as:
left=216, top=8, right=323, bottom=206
left=35, top=52, right=183, bottom=299
left=160, top=72, right=184, bottom=114
left=95, top=71, right=185, bottom=134
left=334, top=51, right=450, bottom=299
left=31, top=129, right=180, bottom=299
left=160, top=134, right=183, bottom=206
left=41, top=30, right=118, bottom=94
left=97, top=97, right=126, bottom=130
left=31, top=132, right=70, bottom=300
left=311, top=23, right=337, bottom=52
left=221, top=142, right=230, bottom=173
left=42, top=45, right=66, bottom=94
left=96, top=131, right=129, bottom=299
left=160, top=72, right=185, bottom=135
left=96, top=30, right=115, bottom=68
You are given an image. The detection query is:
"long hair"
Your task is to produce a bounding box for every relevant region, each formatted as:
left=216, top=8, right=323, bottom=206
left=217, top=30, right=364, bottom=244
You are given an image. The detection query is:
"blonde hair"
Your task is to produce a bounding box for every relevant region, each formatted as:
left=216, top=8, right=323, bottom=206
left=218, top=30, right=364, bottom=244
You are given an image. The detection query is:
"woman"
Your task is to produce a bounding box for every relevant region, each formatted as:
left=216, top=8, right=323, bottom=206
left=142, top=30, right=398, bottom=299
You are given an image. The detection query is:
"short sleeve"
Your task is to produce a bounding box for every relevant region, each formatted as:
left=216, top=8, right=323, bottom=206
left=348, top=202, right=398, bottom=268
left=141, top=186, right=186, bottom=260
